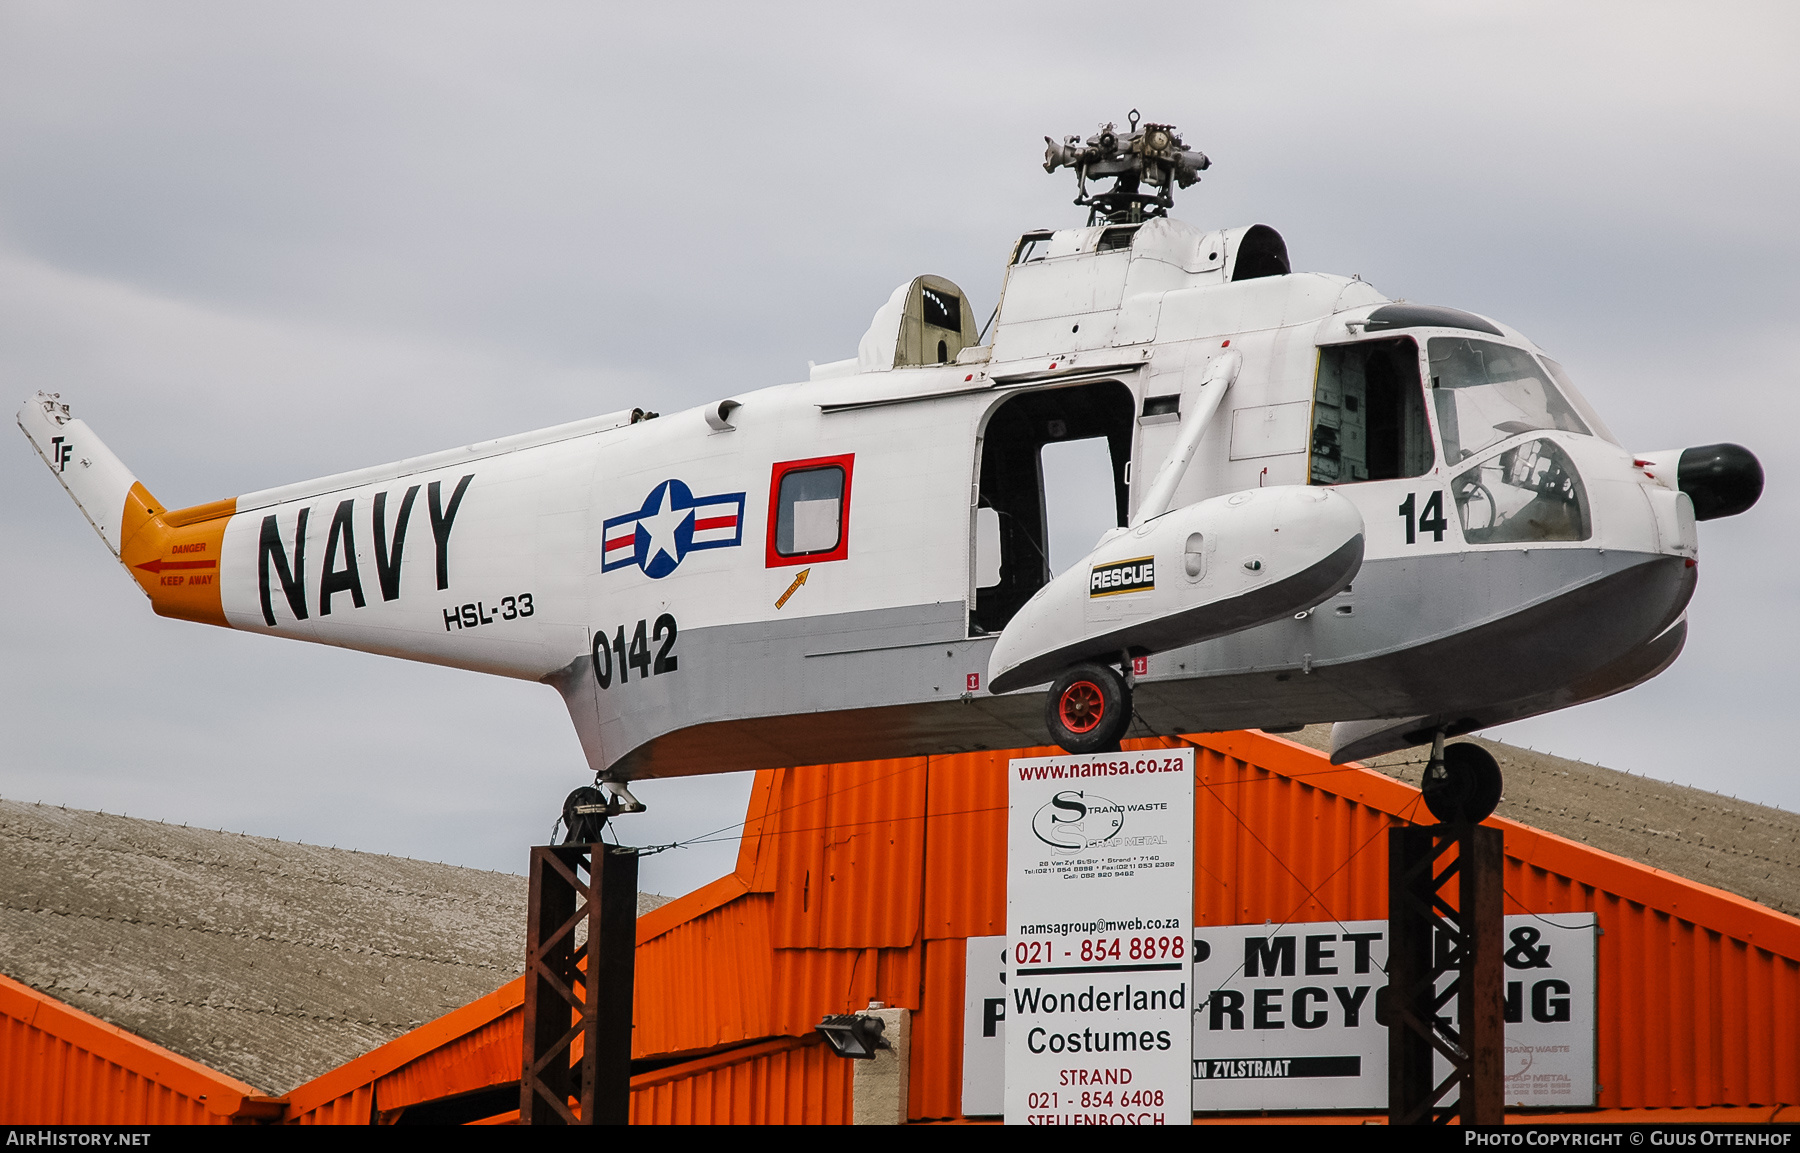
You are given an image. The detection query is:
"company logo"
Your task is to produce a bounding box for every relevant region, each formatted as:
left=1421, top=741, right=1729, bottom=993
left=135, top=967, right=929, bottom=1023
left=603, top=479, right=746, bottom=579
left=1031, top=790, right=1125, bottom=851
left=1090, top=556, right=1155, bottom=598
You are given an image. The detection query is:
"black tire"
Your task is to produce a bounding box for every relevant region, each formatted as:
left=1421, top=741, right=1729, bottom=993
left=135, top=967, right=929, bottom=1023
left=1045, top=662, right=1132, bottom=754
left=1420, top=742, right=1503, bottom=824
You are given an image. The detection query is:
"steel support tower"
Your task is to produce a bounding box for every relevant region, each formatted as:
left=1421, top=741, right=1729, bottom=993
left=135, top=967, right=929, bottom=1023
left=1387, top=823, right=1504, bottom=1125
left=519, top=842, right=639, bottom=1125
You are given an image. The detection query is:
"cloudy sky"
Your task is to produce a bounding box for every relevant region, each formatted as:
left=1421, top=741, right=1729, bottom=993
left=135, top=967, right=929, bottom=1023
left=3, top=2, right=1795, bottom=897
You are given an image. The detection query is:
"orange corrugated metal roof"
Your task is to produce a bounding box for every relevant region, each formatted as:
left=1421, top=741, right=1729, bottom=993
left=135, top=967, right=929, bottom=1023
left=0, top=972, right=276, bottom=1124
left=635, top=892, right=777, bottom=1056
left=283, top=979, right=523, bottom=1124
left=375, top=996, right=519, bottom=1114
left=268, top=729, right=1800, bottom=1123
left=630, top=1035, right=851, bottom=1124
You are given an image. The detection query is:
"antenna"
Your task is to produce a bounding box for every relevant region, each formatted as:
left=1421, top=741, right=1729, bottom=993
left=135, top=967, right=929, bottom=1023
left=1043, top=109, right=1210, bottom=226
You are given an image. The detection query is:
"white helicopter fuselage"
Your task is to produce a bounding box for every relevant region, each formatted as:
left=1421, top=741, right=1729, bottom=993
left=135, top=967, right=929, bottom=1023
left=20, top=215, right=1717, bottom=778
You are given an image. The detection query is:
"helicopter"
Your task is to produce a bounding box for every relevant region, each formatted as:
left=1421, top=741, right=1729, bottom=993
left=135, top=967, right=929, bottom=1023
left=19, top=112, right=1762, bottom=822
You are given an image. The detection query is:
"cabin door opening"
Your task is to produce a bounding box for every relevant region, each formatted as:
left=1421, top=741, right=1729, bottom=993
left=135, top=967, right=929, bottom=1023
left=1308, top=337, right=1432, bottom=485
left=971, top=380, right=1135, bottom=636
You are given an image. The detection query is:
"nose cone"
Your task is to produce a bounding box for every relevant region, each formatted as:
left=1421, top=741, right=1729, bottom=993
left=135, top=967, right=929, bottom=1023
left=1679, top=444, right=1763, bottom=520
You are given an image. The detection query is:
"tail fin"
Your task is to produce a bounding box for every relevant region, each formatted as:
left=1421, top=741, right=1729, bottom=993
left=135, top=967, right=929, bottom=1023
left=19, top=393, right=233, bottom=625
left=17, top=391, right=158, bottom=556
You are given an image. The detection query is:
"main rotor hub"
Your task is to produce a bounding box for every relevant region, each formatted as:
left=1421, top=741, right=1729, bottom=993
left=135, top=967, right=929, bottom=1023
left=1044, top=109, right=1210, bottom=226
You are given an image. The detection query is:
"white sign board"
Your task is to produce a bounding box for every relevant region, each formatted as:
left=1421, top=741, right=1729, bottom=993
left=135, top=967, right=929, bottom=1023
left=1005, top=749, right=1194, bottom=1125
left=1190, top=914, right=1597, bottom=1110
left=961, top=935, right=1007, bottom=1116
left=1191, top=918, right=1390, bottom=1111
left=1492, top=914, right=1598, bottom=1107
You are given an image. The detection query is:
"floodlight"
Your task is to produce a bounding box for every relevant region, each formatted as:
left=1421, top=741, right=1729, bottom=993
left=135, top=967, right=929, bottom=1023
left=816, top=1014, right=888, bottom=1060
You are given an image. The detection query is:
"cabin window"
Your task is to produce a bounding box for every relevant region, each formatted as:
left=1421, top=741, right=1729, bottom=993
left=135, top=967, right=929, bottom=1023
left=1141, top=394, right=1180, bottom=420
left=1427, top=337, right=1592, bottom=464
left=778, top=468, right=843, bottom=553
left=1309, top=338, right=1432, bottom=484
left=766, top=454, right=854, bottom=567
left=1453, top=438, right=1590, bottom=544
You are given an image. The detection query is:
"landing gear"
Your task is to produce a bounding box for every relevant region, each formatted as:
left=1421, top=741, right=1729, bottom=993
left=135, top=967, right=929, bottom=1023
left=1420, top=735, right=1503, bottom=824
left=557, top=779, right=647, bottom=845
left=1045, top=661, right=1133, bottom=754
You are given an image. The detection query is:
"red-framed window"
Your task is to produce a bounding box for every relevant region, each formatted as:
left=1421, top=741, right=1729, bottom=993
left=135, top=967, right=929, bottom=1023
left=766, top=453, right=855, bottom=568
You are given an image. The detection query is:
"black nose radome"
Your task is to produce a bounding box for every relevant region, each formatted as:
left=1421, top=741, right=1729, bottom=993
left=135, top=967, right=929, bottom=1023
left=1678, top=443, right=1763, bottom=520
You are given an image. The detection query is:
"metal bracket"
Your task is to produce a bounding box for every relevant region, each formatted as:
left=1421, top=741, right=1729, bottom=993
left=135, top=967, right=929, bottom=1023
left=598, top=779, right=647, bottom=815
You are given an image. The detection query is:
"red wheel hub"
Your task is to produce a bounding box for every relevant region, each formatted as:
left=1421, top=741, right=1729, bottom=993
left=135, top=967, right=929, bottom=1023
left=1058, top=680, right=1105, bottom=734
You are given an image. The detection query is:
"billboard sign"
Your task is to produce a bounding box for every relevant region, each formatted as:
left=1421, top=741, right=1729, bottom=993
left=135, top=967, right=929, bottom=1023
left=968, top=912, right=1598, bottom=1115
left=1191, top=915, right=1597, bottom=1110
left=1005, top=749, right=1195, bottom=1125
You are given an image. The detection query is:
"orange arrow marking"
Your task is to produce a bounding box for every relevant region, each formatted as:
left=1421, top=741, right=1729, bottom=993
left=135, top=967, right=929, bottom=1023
left=774, top=567, right=810, bottom=610
left=133, top=558, right=217, bottom=574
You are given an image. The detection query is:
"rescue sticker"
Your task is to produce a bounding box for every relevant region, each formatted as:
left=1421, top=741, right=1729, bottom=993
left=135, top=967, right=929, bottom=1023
left=1090, top=556, right=1155, bottom=598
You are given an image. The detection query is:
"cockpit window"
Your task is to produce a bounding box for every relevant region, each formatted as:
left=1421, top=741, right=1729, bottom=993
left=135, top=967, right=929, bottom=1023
left=1453, top=438, right=1590, bottom=544
left=1428, top=338, right=1591, bottom=463
left=1541, top=357, right=1619, bottom=446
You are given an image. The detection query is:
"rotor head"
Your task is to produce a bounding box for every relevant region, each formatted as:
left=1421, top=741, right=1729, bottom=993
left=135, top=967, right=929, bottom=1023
left=1044, top=109, right=1210, bottom=225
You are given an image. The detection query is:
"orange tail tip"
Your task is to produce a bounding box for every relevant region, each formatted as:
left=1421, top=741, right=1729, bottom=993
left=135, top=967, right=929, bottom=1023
left=17, top=393, right=234, bottom=627
left=120, top=485, right=236, bottom=626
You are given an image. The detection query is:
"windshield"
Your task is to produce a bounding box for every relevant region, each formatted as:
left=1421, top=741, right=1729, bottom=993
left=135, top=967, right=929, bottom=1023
left=1427, top=337, right=1591, bottom=463
left=1541, top=356, right=1619, bottom=445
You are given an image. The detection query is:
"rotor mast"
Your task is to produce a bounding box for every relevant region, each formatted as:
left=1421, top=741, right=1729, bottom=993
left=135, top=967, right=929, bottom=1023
left=1043, top=110, right=1210, bottom=226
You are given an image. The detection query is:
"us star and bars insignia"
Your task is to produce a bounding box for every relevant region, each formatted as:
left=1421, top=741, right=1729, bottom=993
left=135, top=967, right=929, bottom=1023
left=602, top=479, right=746, bottom=579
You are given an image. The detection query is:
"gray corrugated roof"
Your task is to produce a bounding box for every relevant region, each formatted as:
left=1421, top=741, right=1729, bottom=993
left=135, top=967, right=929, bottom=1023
left=1284, top=727, right=1800, bottom=917
left=0, top=798, right=536, bottom=1094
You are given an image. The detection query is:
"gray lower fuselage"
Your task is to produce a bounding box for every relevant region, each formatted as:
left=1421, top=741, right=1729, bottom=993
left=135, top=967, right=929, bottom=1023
left=567, top=544, right=1694, bottom=779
